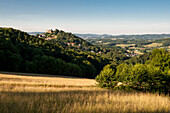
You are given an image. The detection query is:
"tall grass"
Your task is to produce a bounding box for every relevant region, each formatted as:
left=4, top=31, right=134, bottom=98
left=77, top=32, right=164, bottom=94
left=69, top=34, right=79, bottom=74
left=0, top=72, right=169, bottom=113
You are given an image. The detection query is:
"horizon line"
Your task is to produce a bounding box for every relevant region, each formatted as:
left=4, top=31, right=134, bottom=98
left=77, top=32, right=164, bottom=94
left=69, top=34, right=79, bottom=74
left=1, top=26, right=170, bottom=36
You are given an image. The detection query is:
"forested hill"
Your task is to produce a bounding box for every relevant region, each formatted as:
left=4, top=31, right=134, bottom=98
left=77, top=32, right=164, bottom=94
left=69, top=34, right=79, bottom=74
left=0, top=27, right=111, bottom=78
left=36, top=29, right=92, bottom=48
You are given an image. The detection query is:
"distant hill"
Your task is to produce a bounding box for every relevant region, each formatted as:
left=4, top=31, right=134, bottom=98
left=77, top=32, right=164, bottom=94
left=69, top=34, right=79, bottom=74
left=75, top=33, right=170, bottom=40
left=113, top=34, right=170, bottom=40
left=28, top=32, right=45, bottom=35
left=28, top=32, right=170, bottom=40
left=75, top=34, right=113, bottom=39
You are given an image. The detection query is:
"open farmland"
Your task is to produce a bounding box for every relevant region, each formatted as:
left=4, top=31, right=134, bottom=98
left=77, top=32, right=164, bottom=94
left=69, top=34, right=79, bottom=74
left=0, top=72, right=169, bottom=113
left=116, top=44, right=136, bottom=47
left=144, top=43, right=163, bottom=47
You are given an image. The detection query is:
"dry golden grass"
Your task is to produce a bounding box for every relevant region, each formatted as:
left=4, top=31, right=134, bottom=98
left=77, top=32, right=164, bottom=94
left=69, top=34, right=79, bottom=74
left=103, top=42, right=111, bottom=45
left=0, top=72, right=97, bottom=87
left=116, top=44, right=135, bottom=47
left=144, top=43, right=163, bottom=47
left=0, top=72, right=169, bottom=113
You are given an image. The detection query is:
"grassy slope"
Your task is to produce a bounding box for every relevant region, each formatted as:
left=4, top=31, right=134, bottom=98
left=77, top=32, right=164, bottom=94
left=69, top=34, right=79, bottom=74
left=0, top=72, right=169, bottom=113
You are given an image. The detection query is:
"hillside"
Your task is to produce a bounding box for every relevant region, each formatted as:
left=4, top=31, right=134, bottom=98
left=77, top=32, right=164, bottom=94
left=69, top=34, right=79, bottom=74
left=0, top=27, right=114, bottom=78
left=36, top=29, right=92, bottom=47
left=31, top=29, right=111, bottom=54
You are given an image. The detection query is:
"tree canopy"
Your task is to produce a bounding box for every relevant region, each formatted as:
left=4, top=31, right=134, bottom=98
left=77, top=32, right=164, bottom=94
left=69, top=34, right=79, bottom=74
left=96, top=49, right=170, bottom=94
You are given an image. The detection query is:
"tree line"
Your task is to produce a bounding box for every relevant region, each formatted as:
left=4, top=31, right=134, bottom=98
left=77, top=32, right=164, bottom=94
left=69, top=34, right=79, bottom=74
left=96, top=48, right=170, bottom=94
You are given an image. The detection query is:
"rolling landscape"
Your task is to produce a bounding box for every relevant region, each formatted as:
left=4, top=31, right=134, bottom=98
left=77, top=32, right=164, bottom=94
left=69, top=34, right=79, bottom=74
left=0, top=27, right=169, bottom=113
left=0, top=0, right=170, bottom=113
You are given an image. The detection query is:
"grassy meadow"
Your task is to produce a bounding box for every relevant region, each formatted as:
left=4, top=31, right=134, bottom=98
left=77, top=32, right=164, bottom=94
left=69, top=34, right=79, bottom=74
left=144, top=43, right=163, bottom=47
left=0, top=72, right=169, bottom=113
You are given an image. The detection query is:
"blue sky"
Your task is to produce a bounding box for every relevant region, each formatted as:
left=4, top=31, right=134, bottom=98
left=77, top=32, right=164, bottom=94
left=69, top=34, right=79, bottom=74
left=0, top=0, right=170, bottom=35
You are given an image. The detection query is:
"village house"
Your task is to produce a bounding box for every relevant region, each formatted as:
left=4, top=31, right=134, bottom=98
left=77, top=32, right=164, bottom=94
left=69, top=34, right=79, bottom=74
left=67, top=43, right=75, bottom=46
left=67, top=43, right=70, bottom=45
left=45, top=37, right=52, bottom=40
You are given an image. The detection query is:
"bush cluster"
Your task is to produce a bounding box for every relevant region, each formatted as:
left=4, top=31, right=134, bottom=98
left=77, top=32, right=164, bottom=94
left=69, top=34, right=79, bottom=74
left=96, top=49, right=170, bottom=94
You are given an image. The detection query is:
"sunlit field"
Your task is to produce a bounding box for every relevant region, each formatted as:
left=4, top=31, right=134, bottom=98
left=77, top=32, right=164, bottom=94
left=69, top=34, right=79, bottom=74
left=116, top=44, right=136, bottom=47
left=144, top=43, right=163, bottom=47
left=0, top=72, right=169, bottom=113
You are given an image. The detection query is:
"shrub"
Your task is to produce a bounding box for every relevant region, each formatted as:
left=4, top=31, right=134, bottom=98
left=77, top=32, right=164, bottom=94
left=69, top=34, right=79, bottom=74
left=96, top=64, right=115, bottom=88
